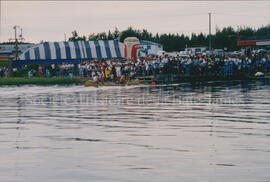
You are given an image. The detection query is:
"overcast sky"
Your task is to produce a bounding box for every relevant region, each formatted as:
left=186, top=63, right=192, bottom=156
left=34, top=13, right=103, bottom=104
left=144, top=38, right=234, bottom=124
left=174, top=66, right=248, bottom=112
left=1, top=1, right=270, bottom=43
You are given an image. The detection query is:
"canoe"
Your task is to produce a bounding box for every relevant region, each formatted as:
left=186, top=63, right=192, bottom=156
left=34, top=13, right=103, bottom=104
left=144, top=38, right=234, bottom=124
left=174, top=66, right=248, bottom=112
left=85, top=79, right=140, bottom=87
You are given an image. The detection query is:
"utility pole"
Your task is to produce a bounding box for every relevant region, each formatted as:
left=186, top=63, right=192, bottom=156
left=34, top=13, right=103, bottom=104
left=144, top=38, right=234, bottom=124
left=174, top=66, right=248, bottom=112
left=14, top=25, right=19, bottom=68
left=9, top=26, right=24, bottom=68
left=209, top=12, right=212, bottom=54
left=19, top=28, right=25, bottom=42
left=64, top=33, right=67, bottom=41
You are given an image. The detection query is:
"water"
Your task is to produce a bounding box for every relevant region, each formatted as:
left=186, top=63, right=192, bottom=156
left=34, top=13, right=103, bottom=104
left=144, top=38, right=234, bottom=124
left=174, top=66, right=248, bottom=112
left=1, top=80, right=270, bottom=182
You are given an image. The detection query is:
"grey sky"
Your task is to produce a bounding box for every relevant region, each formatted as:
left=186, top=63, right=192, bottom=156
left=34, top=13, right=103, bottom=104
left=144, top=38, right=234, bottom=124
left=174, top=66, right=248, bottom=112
left=1, top=1, right=270, bottom=43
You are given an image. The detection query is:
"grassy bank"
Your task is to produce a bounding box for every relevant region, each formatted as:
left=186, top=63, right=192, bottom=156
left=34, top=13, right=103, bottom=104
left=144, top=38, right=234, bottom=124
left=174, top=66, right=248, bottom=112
left=0, top=77, right=82, bottom=86
left=0, top=61, right=12, bottom=67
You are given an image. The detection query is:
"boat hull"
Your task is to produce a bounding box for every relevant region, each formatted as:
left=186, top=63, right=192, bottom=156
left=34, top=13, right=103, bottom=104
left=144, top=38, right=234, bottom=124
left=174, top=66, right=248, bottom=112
left=84, top=79, right=140, bottom=87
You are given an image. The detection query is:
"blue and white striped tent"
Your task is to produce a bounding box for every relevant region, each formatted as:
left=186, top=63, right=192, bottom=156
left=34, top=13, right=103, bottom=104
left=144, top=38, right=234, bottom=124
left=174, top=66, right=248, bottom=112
left=16, top=40, right=124, bottom=67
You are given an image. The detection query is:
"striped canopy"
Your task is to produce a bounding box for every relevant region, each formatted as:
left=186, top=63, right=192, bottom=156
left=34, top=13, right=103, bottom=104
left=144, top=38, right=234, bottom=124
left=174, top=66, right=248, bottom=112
left=19, top=40, right=124, bottom=61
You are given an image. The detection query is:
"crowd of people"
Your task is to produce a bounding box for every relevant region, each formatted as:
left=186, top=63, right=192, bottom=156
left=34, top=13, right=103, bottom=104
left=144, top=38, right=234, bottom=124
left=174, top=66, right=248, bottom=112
left=0, top=67, right=12, bottom=78
left=1, top=52, right=270, bottom=83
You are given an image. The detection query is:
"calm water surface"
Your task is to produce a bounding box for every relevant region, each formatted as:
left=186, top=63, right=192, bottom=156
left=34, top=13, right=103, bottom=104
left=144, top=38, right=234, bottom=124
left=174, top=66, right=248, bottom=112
left=0, top=81, right=270, bottom=182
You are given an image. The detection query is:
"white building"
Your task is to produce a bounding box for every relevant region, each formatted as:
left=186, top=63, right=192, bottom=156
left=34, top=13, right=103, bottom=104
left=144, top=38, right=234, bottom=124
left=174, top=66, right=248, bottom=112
left=140, top=40, right=163, bottom=56
left=0, top=44, right=35, bottom=61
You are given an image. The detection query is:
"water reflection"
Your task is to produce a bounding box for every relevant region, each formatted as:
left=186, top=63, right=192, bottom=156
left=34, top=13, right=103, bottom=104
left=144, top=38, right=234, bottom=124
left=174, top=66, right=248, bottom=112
left=0, top=80, right=270, bottom=182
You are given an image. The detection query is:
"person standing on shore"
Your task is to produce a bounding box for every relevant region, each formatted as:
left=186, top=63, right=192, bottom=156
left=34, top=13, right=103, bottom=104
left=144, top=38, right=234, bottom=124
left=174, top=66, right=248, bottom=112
left=105, top=68, right=111, bottom=81
left=56, top=65, right=61, bottom=77
left=38, top=65, right=43, bottom=77
left=46, top=68, right=50, bottom=78
left=28, top=70, right=32, bottom=78
left=68, top=68, right=73, bottom=79
left=111, top=65, right=117, bottom=81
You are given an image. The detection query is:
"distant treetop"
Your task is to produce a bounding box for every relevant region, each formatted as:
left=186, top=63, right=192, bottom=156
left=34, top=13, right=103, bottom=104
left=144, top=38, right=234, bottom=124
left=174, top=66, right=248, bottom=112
left=68, top=25, right=270, bottom=51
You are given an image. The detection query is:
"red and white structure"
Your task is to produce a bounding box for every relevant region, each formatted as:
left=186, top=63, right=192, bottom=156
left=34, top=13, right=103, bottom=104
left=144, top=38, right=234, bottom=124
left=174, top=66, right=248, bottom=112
left=124, top=37, right=140, bottom=60
left=238, top=38, right=270, bottom=46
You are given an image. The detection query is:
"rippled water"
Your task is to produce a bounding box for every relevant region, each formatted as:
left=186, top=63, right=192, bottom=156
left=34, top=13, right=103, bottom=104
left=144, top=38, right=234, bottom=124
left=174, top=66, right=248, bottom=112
left=1, top=80, right=270, bottom=182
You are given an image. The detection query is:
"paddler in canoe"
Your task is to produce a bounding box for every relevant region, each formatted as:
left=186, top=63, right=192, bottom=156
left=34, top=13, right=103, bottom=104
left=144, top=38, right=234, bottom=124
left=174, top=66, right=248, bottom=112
left=85, top=67, right=139, bottom=87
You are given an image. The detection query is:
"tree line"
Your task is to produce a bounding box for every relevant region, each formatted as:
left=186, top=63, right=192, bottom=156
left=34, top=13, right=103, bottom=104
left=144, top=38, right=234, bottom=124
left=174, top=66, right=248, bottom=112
left=69, top=25, right=270, bottom=52
left=3, top=25, right=269, bottom=52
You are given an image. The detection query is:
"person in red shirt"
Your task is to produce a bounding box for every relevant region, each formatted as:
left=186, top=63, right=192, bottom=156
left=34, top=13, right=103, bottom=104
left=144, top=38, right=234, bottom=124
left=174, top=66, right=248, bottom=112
left=38, top=65, right=43, bottom=77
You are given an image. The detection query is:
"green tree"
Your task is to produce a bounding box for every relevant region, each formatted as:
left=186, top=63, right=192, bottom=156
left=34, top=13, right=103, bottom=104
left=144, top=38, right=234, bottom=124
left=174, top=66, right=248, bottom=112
left=68, top=25, right=270, bottom=52
left=69, top=30, right=86, bottom=41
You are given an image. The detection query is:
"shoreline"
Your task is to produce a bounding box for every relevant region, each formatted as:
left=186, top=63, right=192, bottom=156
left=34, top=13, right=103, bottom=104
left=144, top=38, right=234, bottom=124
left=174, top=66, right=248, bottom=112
left=1, top=75, right=269, bottom=86
left=0, top=77, right=82, bottom=86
